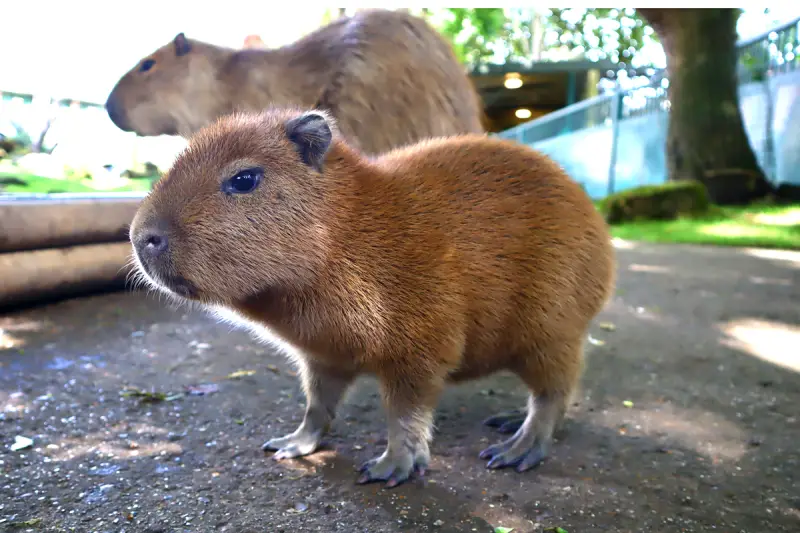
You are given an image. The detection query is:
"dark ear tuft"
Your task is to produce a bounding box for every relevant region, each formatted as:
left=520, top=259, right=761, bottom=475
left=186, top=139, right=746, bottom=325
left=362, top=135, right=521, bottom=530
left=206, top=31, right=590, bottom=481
left=285, top=112, right=333, bottom=172
left=174, top=33, right=191, bottom=56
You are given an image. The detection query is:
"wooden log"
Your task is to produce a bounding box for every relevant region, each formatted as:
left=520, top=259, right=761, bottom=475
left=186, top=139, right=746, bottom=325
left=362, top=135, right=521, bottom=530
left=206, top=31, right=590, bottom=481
left=0, top=193, right=146, bottom=253
left=0, top=242, right=136, bottom=311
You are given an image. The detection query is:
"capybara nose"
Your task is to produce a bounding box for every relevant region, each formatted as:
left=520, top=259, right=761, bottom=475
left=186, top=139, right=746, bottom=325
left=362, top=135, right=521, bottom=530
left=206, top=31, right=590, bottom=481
left=105, top=95, right=131, bottom=132
left=138, top=229, right=169, bottom=260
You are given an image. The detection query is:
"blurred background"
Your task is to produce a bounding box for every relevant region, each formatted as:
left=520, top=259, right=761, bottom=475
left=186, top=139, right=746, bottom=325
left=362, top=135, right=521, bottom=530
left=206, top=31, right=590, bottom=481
left=1, top=5, right=797, bottom=199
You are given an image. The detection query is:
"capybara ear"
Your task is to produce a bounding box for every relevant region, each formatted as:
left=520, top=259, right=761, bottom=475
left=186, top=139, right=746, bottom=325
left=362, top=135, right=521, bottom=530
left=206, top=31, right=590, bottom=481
left=284, top=111, right=334, bottom=173
left=174, top=33, right=191, bottom=57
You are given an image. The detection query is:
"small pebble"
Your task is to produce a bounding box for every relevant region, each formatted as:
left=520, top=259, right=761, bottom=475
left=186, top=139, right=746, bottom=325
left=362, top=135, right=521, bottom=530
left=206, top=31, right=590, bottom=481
left=168, top=431, right=185, bottom=442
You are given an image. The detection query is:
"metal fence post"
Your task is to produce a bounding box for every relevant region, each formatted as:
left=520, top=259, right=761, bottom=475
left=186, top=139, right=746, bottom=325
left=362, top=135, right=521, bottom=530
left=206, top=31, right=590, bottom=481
left=607, top=88, right=624, bottom=197
left=763, top=77, right=776, bottom=183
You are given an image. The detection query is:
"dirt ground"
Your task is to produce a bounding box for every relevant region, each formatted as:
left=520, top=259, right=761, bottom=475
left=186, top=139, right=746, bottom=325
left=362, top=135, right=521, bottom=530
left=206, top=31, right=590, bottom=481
left=1, top=240, right=799, bottom=533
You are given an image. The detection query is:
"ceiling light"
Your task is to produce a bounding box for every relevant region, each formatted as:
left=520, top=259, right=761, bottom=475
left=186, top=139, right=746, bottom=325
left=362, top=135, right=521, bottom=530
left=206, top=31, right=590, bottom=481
left=504, top=73, right=523, bottom=90
left=515, top=108, right=532, bottom=119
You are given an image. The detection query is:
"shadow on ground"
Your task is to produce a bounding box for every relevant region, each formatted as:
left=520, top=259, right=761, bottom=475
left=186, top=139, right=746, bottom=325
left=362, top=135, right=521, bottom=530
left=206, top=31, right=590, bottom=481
left=1, top=241, right=799, bottom=532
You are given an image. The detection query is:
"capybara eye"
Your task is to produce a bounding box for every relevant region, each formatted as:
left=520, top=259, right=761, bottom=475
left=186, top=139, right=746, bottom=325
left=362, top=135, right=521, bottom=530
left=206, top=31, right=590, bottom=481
left=222, top=168, right=263, bottom=195
left=139, top=59, right=156, bottom=73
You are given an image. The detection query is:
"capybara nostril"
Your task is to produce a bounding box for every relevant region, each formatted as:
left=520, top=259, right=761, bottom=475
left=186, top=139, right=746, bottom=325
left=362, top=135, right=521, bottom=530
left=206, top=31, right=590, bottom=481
left=138, top=229, right=168, bottom=259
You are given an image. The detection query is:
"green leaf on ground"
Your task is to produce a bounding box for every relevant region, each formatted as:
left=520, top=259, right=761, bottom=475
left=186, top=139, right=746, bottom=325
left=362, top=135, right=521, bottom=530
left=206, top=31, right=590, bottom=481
left=494, top=527, right=514, bottom=533
left=226, top=369, right=256, bottom=380
left=9, top=518, right=42, bottom=528
left=121, top=388, right=184, bottom=403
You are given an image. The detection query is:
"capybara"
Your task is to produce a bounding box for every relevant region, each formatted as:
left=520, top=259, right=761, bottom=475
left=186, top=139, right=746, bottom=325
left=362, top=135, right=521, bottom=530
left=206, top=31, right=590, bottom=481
left=128, top=107, right=616, bottom=488
left=105, top=9, right=485, bottom=155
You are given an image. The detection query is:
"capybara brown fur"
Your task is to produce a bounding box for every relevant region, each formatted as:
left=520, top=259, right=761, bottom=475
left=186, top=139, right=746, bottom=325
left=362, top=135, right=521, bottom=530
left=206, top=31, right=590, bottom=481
left=128, top=107, right=616, bottom=488
left=105, top=9, right=485, bottom=155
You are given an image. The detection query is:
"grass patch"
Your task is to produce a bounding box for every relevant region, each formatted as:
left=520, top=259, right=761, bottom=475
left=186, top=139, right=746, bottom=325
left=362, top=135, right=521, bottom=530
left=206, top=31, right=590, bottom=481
left=601, top=201, right=800, bottom=250
left=0, top=172, right=155, bottom=194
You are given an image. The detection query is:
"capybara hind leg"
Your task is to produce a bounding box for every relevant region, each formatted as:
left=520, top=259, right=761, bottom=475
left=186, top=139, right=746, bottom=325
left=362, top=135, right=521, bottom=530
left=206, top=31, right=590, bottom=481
left=483, top=409, right=526, bottom=434
left=357, top=371, right=444, bottom=488
left=263, top=361, right=354, bottom=460
left=479, top=341, right=582, bottom=472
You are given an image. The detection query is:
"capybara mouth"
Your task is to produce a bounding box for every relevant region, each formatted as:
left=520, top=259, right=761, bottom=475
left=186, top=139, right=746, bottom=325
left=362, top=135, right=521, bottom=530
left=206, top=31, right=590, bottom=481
left=159, top=274, right=198, bottom=299
left=136, top=260, right=197, bottom=299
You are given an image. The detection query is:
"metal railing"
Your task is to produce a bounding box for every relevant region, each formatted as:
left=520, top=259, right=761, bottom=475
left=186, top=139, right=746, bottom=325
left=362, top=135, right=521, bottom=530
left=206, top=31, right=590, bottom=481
left=496, top=16, right=800, bottom=199
left=738, top=16, right=800, bottom=83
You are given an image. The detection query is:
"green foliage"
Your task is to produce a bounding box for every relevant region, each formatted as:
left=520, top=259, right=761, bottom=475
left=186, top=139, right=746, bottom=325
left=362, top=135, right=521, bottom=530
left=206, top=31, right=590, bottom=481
left=547, top=8, right=655, bottom=66
left=429, top=8, right=658, bottom=69
left=600, top=180, right=712, bottom=224
left=0, top=171, right=155, bottom=194
left=437, top=8, right=508, bottom=65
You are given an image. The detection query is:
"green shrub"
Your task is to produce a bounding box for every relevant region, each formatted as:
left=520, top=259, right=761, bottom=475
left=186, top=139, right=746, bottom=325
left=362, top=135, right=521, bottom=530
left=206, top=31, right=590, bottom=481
left=601, top=180, right=711, bottom=224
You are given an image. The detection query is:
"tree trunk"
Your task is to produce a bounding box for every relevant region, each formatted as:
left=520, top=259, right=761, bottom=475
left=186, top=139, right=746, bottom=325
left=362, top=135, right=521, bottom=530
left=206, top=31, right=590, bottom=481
left=638, top=8, right=773, bottom=205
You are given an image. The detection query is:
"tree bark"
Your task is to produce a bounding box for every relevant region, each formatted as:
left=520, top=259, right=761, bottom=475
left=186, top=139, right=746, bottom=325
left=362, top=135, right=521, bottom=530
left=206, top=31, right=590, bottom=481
left=638, top=8, right=773, bottom=205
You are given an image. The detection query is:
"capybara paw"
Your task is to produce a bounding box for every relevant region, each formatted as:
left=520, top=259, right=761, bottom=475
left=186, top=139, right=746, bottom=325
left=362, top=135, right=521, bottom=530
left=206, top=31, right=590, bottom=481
left=261, top=431, right=321, bottom=460
left=483, top=409, right=526, bottom=434
left=356, top=451, right=427, bottom=488
left=480, top=440, right=546, bottom=472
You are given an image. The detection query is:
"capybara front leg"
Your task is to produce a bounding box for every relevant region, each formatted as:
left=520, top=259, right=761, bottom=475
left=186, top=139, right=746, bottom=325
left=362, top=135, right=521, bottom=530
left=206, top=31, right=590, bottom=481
left=263, top=360, right=353, bottom=460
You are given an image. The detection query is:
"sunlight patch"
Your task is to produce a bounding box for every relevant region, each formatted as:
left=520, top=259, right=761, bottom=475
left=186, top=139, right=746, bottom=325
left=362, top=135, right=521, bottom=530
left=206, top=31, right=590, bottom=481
left=719, top=318, right=800, bottom=373
left=628, top=263, right=672, bottom=274
left=741, top=248, right=800, bottom=268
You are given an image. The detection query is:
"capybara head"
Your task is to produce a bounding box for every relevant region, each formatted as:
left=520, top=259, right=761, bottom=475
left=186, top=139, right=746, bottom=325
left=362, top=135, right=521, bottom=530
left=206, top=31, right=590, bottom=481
left=129, top=108, right=341, bottom=306
left=105, top=33, right=227, bottom=137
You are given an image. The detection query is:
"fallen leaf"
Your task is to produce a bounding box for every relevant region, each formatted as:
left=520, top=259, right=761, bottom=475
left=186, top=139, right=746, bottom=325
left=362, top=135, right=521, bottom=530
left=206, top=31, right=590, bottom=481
left=8, top=518, right=42, bottom=528
left=233, top=418, right=245, bottom=425
left=121, top=388, right=183, bottom=403
left=623, top=400, right=634, bottom=408
left=494, top=527, right=514, bottom=533
left=121, top=388, right=166, bottom=402
left=599, top=322, right=616, bottom=331
left=10, top=435, right=34, bottom=452
left=226, top=369, right=256, bottom=380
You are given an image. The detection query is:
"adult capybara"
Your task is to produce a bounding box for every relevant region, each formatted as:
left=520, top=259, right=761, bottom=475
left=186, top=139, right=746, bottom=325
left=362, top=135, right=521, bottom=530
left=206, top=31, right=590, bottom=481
left=128, top=107, right=616, bottom=488
left=105, top=9, right=485, bottom=155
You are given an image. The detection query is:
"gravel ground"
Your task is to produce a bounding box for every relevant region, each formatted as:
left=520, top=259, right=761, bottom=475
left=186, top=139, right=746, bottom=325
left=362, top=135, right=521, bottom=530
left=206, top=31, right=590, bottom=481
left=1, top=240, right=799, bottom=533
